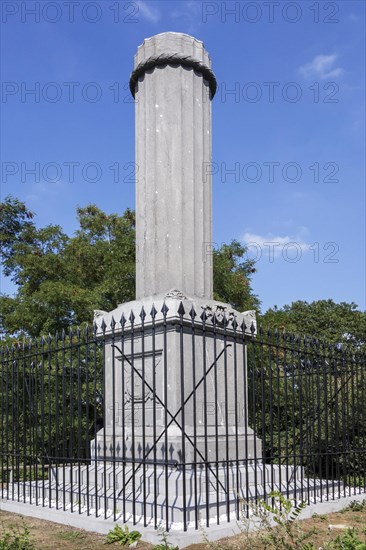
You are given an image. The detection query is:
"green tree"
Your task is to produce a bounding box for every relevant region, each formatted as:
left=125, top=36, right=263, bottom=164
left=260, top=300, right=366, bottom=351
left=254, top=300, right=366, bottom=484
left=0, top=196, right=259, bottom=338
left=0, top=197, right=136, bottom=337
left=213, top=239, right=260, bottom=312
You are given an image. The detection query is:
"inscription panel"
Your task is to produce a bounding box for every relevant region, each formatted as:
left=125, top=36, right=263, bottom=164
left=114, top=352, right=164, bottom=428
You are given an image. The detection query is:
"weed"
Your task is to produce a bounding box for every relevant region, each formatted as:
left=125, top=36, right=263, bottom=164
left=342, top=500, right=366, bottom=513
left=234, top=491, right=316, bottom=550
left=152, top=527, right=179, bottom=550
left=0, top=522, right=35, bottom=550
left=323, top=527, right=366, bottom=549
left=313, top=513, right=328, bottom=521
left=105, top=524, right=142, bottom=546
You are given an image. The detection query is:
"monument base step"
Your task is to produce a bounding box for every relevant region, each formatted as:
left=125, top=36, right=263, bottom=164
left=7, top=462, right=342, bottom=524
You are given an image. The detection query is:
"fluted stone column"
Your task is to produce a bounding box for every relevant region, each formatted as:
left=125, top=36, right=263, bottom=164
left=130, top=32, right=216, bottom=300
left=89, top=33, right=261, bottom=526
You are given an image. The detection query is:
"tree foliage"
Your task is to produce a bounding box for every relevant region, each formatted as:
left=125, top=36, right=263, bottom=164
left=0, top=196, right=259, bottom=338
left=260, top=300, right=366, bottom=352
left=255, top=300, right=366, bottom=483
left=0, top=197, right=136, bottom=337
left=213, top=239, right=259, bottom=312
left=248, top=327, right=366, bottom=486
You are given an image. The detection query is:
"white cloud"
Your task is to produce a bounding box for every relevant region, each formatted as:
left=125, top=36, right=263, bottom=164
left=136, top=0, right=160, bottom=22
left=299, top=54, right=344, bottom=80
left=242, top=232, right=311, bottom=260
left=24, top=180, right=70, bottom=211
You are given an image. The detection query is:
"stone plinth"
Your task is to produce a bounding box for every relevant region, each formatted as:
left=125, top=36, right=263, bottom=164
left=132, top=33, right=215, bottom=300
left=92, top=293, right=262, bottom=464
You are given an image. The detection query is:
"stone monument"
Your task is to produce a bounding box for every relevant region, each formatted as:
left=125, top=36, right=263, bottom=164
left=91, top=32, right=261, bottom=524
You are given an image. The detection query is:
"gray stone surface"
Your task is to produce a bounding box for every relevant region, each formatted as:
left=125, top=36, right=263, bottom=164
left=133, top=33, right=214, bottom=300
left=93, top=293, right=261, bottom=463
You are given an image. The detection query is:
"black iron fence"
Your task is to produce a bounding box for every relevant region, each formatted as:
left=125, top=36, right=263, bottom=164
left=1, top=301, right=365, bottom=531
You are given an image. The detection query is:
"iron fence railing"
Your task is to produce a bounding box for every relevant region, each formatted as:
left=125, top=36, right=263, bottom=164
left=1, top=301, right=365, bottom=531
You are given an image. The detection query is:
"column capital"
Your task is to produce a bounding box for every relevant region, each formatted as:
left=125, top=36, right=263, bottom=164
left=130, top=33, right=216, bottom=99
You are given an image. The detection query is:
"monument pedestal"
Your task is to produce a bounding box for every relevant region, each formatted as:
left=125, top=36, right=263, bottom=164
left=92, top=292, right=262, bottom=467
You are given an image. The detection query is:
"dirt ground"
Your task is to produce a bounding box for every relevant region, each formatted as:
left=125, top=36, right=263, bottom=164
left=0, top=511, right=153, bottom=550
left=189, top=507, right=366, bottom=550
left=0, top=507, right=366, bottom=549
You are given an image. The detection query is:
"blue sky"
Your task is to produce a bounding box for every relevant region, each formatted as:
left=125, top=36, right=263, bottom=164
left=1, top=0, right=365, bottom=313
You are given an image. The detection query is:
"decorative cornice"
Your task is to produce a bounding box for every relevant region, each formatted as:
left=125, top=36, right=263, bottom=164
left=202, top=304, right=236, bottom=324
left=130, top=51, right=217, bottom=98
left=165, top=289, right=188, bottom=300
